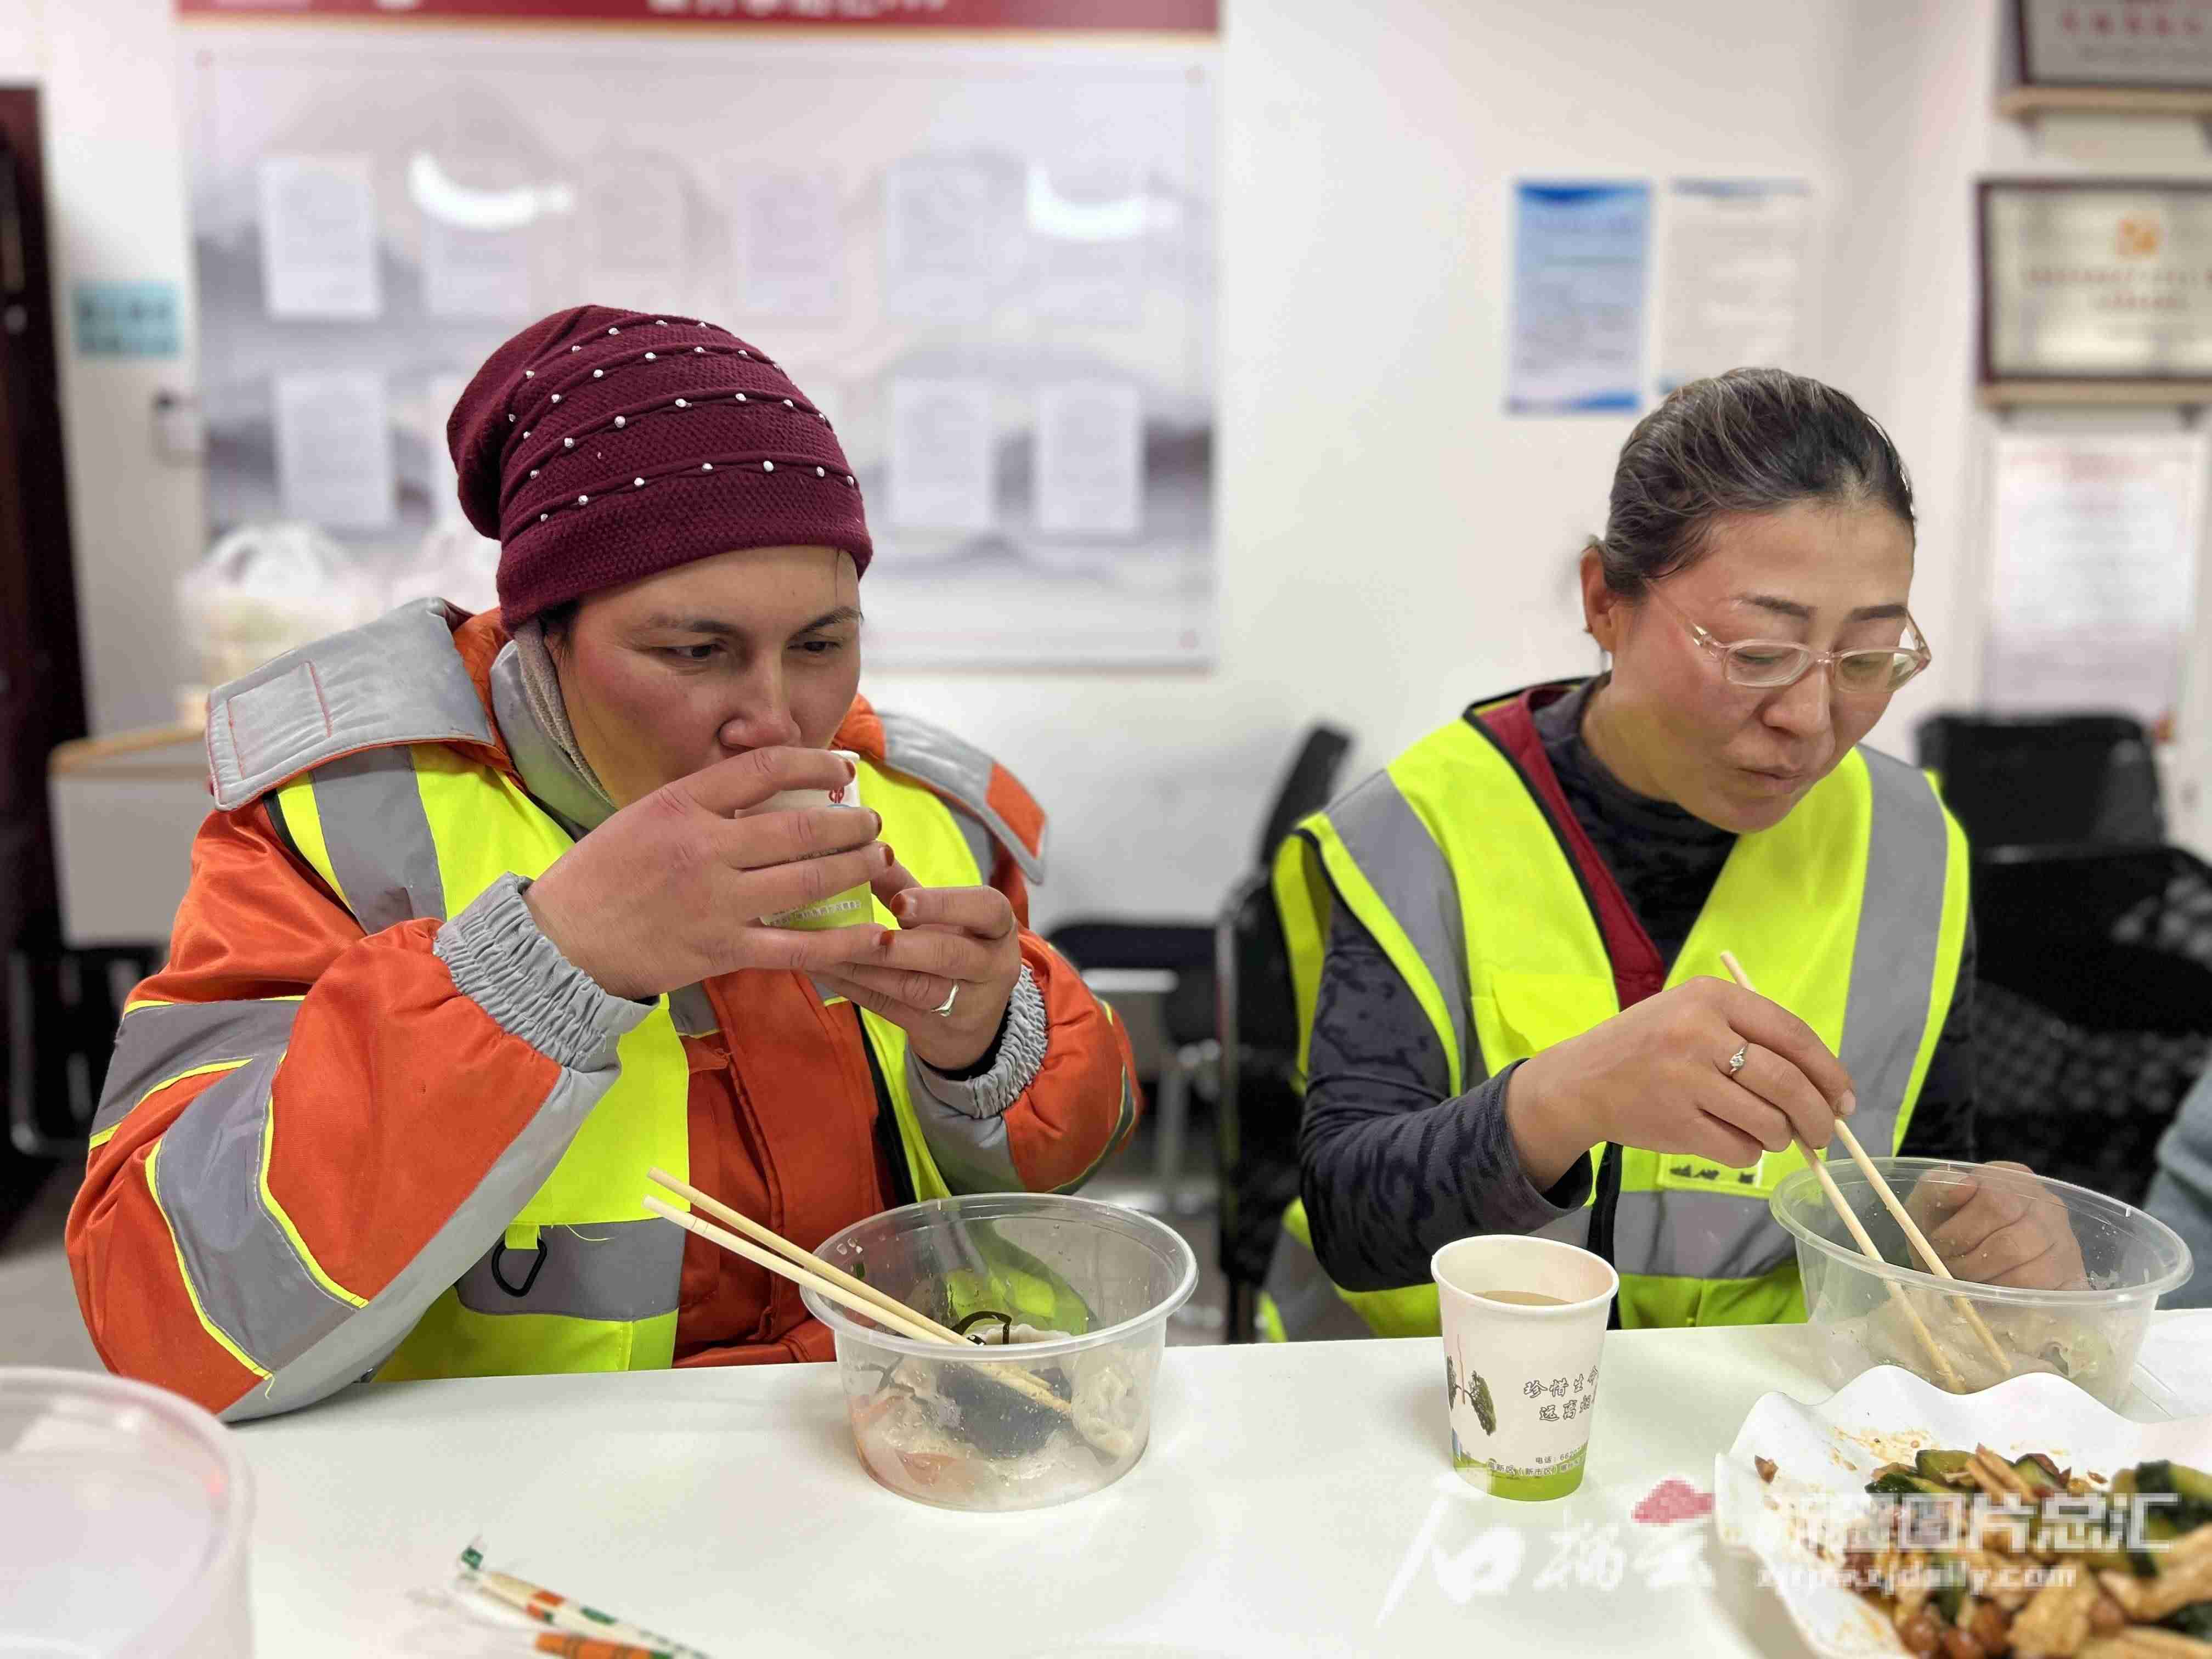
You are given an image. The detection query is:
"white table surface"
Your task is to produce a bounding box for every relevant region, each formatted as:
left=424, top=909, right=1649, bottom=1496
left=227, top=1317, right=2212, bottom=1659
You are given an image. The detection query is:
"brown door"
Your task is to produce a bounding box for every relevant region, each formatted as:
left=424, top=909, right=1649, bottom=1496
left=0, top=84, right=90, bottom=1216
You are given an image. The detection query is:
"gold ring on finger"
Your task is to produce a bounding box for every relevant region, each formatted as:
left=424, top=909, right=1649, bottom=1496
left=1726, top=1041, right=1749, bottom=1076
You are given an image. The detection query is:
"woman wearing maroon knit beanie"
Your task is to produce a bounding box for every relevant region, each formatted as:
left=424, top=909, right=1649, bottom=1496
left=69, top=306, right=1142, bottom=1415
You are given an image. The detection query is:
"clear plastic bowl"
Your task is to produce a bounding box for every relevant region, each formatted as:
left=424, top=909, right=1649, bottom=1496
left=1770, top=1157, right=2194, bottom=1407
left=800, top=1193, right=1197, bottom=1511
left=0, top=1368, right=254, bottom=1657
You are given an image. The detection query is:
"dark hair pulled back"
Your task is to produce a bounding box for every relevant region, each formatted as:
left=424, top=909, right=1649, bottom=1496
left=1593, top=367, right=1915, bottom=597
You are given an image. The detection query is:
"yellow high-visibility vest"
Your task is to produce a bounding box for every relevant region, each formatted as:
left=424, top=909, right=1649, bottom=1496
left=273, top=744, right=996, bottom=1379
left=1269, top=690, right=1968, bottom=1335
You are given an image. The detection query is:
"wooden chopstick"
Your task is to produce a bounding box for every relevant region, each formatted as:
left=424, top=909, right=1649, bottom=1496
left=639, top=1183, right=1074, bottom=1419
left=1718, top=952, right=2010, bottom=1378
left=648, top=1165, right=974, bottom=1347
left=1717, top=951, right=1968, bottom=1393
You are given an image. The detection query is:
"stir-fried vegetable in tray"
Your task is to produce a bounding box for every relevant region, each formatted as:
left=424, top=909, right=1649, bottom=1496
left=1763, top=1446, right=2212, bottom=1657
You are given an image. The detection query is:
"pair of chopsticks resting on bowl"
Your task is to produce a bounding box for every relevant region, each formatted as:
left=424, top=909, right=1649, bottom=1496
left=1719, top=951, right=2010, bottom=1392
left=641, top=1169, right=1073, bottom=1418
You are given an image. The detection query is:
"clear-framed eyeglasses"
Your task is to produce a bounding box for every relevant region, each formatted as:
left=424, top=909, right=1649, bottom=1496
left=1643, top=584, right=1931, bottom=698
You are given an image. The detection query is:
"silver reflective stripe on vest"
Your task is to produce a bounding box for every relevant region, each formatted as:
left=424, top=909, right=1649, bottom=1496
left=93, top=998, right=300, bottom=1140
left=208, top=600, right=493, bottom=812
left=150, top=1053, right=357, bottom=1373
left=452, top=1219, right=684, bottom=1321
left=876, top=709, right=1044, bottom=885
left=1323, top=772, right=1475, bottom=1078
left=1611, top=1188, right=1793, bottom=1282
left=1610, top=750, right=1951, bottom=1285
left=225, top=1063, right=618, bottom=1421
left=308, top=748, right=445, bottom=934
left=667, top=983, right=719, bottom=1037
left=1834, top=751, right=1950, bottom=1160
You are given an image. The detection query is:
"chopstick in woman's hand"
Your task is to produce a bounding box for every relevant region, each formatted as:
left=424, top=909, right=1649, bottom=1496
left=1718, top=951, right=1971, bottom=1392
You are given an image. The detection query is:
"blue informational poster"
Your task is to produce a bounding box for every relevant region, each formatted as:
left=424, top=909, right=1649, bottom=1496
left=1506, top=180, right=1651, bottom=415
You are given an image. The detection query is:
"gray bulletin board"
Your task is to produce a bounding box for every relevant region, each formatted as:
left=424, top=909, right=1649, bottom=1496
left=185, top=25, right=1216, bottom=666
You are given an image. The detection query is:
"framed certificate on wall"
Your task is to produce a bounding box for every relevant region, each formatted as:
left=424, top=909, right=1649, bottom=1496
left=2016, top=1, right=2212, bottom=91
left=1979, top=179, right=2212, bottom=403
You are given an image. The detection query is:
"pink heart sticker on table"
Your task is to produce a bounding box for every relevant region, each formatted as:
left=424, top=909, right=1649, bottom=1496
left=1630, top=1477, right=1713, bottom=1525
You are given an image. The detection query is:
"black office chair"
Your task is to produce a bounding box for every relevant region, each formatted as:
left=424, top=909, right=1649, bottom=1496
left=1917, top=712, right=2164, bottom=851
left=1046, top=724, right=1352, bottom=1212
left=1212, top=867, right=1306, bottom=1342
left=1972, top=845, right=2212, bottom=1206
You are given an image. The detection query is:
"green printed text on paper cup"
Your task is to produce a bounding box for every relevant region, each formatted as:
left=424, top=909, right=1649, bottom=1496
left=1453, top=1441, right=1588, bottom=1502
left=764, top=886, right=874, bottom=931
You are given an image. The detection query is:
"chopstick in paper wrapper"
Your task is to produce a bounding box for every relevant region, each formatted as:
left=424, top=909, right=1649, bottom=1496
left=458, top=1539, right=713, bottom=1659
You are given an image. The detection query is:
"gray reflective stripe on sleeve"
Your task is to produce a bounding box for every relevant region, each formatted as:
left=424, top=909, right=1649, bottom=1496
left=451, top=1218, right=684, bottom=1321
left=149, top=1053, right=357, bottom=1374
left=1610, top=1188, right=1793, bottom=1282
left=209, top=599, right=493, bottom=812
left=93, top=998, right=301, bottom=1139
left=874, top=709, right=1044, bottom=885
left=1838, top=751, right=1952, bottom=1151
left=1324, top=772, right=1472, bottom=1076
left=910, top=1092, right=1022, bottom=1194
left=309, top=748, right=445, bottom=933
left=223, top=1062, right=614, bottom=1421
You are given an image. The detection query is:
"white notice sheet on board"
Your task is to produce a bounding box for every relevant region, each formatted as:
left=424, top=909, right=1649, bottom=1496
left=888, top=379, right=995, bottom=532
left=274, top=371, right=396, bottom=531
left=1035, top=381, right=1142, bottom=536
left=735, top=170, right=845, bottom=321
left=422, top=219, right=532, bottom=321
left=583, top=162, right=687, bottom=313
left=1658, top=179, right=1810, bottom=393
left=258, top=155, right=381, bottom=320
left=1983, top=431, right=2205, bottom=725
left=1028, top=161, right=1146, bottom=326
left=885, top=159, right=999, bottom=324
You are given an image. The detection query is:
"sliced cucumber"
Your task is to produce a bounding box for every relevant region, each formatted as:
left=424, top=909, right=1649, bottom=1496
left=1916, top=1450, right=1977, bottom=1486
left=2012, top=1453, right=2065, bottom=1497
left=2130, top=1507, right=2183, bottom=1577
left=2163, top=1602, right=2212, bottom=1640
left=1869, top=1465, right=1954, bottom=1497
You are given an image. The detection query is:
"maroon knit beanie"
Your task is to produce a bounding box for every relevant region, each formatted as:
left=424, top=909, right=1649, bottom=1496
left=448, top=304, right=872, bottom=627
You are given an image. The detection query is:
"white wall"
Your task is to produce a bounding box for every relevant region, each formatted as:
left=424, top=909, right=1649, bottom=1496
left=13, top=0, right=2021, bottom=931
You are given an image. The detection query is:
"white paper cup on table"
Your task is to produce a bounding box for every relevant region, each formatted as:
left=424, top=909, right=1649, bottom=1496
left=1432, top=1235, right=1618, bottom=1501
left=745, top=748, right=873, bottom=931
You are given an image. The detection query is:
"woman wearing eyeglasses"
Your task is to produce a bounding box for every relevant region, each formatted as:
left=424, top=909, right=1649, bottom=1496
left=1267, top=368, right=2079, bottom=1342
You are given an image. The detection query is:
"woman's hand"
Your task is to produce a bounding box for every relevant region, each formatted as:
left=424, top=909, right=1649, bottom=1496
left=1505, top=978, right=1858, bottom=1189
left=523, top=746, right=892, bottom=1000
left=1904, top=1161, right=2090, bottom=1289
left=813, top=860, right=1026, bottom=1073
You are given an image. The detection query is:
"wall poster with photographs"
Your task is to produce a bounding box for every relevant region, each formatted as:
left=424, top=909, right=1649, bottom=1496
left=183, top=20, right=1218, bottom=667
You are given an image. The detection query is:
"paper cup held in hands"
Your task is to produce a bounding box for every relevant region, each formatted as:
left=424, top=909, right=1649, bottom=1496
left=748, top=748, right=874, bottom=930
left=1432, top=1234, right=1618, bottom=1502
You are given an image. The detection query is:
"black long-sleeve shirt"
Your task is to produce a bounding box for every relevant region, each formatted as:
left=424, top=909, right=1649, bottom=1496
left=1300, top=680, right=1977, bottom=1292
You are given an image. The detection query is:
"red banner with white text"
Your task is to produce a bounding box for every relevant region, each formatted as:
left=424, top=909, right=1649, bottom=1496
left=177, top=0, right=1217, bottom=30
